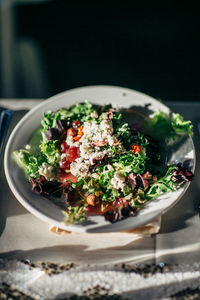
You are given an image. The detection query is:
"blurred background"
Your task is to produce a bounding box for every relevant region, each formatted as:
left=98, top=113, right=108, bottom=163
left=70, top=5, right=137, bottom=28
left=0, top=0, right=200, bottom=101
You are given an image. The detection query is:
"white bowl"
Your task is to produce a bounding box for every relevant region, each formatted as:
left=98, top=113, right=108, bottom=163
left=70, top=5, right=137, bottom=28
left=4, top=86, right=195, bottom=232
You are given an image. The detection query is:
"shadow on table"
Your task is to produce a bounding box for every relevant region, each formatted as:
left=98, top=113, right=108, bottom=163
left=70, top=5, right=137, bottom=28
left=159, top=184, right=198, bottom=234
left=0, top=236, right=155, bottom=265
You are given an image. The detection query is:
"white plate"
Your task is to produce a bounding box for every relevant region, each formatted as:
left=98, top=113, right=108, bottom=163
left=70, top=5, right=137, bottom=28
left=4, top=86, right=195, bottom=233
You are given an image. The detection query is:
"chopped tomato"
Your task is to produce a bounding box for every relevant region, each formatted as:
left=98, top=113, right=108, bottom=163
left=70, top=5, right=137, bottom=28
left=131, top=144, right=142, bottom=154
left=58, top=172, right=77, bottom=186
left=60, top=141, right=69, bottom=153
left=66, top=147, right=79, bottom=162
left=59, top=158, right=71, bottom=170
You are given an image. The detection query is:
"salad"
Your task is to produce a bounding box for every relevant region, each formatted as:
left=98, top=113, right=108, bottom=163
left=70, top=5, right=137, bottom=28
left=13, top=101, right=193, bottom=225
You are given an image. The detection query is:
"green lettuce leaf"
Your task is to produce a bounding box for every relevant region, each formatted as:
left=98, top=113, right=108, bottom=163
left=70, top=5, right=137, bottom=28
left=172, top=113, right=193, bottom=136
left=13, top=149, right=47, bottom=178
left=145, top=165, right=178, bottom=200
left=40, top=140, right=59, bottom=165
left=63, top=205, right=86, bottom=225
left=41, top=101, right=95, bottom=135
left=144, top=109, right=193, bottom=141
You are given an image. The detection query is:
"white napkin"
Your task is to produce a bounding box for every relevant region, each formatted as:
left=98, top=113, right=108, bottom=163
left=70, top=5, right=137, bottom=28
left=1, top=259, right=200, bottom=300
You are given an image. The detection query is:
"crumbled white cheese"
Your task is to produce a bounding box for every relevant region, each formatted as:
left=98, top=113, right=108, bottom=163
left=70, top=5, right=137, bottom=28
left=79, top=143, right=93, bottom=159
left=100, top=119, right=113, bottom=136
left=81, top=119, right=119, bottom=148
left=39, top=163, right=54, bottom=181
left=69, top=114, right=123, bottom=179
left=66, top=136, right=74, bottom=146
left=111, top=172, right=126, bottom=191
left=107, top=135, right=115, bottom=146
left=70, top=159, right=90, bottom=178
left=65, top=136, right=80, bottom=147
